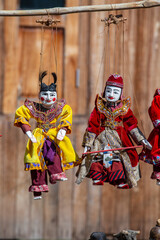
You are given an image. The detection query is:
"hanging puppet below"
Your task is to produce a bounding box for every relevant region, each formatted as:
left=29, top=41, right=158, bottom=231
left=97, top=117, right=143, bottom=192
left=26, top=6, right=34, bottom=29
left=76, top=74, right=152, bottom=189
left=14, top=71, right=80, bottom=199
left=140, top=89, right=160, bottom=186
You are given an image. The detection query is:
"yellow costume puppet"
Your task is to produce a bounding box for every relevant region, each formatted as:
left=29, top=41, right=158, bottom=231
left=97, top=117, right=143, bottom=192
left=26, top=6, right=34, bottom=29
left=14, top=71, right=80, bottom=199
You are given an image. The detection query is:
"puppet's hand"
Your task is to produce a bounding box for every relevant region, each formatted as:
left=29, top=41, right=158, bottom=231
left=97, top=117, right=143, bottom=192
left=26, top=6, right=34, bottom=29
left=140, top=139, right=152, bottom=150
left=84, top=146, right=91, bottom=153
left=26, top=131, right=37, bottom=143
left=57, top=129, right=66, bottom=141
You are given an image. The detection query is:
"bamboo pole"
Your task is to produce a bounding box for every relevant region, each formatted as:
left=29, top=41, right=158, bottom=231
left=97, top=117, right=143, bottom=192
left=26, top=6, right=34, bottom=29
left=0, top=0, right=160, bottom=16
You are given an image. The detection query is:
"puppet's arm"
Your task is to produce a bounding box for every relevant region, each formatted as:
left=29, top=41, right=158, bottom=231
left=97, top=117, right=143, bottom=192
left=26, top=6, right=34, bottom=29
left=14, top=104, right=37, bottom=143
left=82, top=108, right=100, bottom=149
left=130, top=127, right=152, bottom=150
left=26, top=131, right=37, bottom=143
left=56, top=104, right=72, bottom=140
left=123, top=108, right=152, bottom=150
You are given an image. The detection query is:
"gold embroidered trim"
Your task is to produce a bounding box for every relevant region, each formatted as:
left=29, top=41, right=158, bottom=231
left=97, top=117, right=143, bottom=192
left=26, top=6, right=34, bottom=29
left=97, top=94, right=130, bottom=116
left=24, top=99, right=65, bottom=122
left=37, top=122, right=56, bottom=132
left=101, top=119, right=122, bottom=129
left=96, top=95, right=131, bottom=129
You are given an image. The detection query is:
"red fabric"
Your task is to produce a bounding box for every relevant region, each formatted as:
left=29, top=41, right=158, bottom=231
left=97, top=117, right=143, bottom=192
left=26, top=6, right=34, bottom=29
left=153, top=88, right=160, bottom=97
left=147, top=128, right=160, bottom=157
left=20, top=123, right=31, bottom=133
left=106, top=74, right=123, bottom=88
left=90, top=161, right=123, bottom=173
left=89, top=161, right=126, bottom=186
left=140, top=94, right=160, bottom=165
left=93, top=180, right=104, bottom=185
left=86, top=106, right=139, bottom=167
left=151, top=165, right=160, bottom=180
left=149, top=95, right=160, bottom=125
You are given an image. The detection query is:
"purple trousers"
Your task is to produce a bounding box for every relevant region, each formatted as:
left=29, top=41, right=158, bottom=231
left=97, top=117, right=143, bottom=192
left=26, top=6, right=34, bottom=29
left=29, top=140, right=63, bottom=192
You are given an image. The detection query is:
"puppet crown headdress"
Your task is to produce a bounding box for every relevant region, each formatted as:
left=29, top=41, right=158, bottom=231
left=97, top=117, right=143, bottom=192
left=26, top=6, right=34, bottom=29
left=106, top=73, right=123, bottom=89
left=39, top=71, right=57, bottom=92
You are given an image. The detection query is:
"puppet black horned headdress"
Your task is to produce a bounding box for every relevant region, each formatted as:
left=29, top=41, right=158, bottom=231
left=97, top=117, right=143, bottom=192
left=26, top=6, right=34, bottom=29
left=39, top=71, right=57, bottom=92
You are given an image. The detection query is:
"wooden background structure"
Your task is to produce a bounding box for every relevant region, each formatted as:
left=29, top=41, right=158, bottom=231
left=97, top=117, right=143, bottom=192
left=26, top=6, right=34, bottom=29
left=0, top=0, right=159, bottom=239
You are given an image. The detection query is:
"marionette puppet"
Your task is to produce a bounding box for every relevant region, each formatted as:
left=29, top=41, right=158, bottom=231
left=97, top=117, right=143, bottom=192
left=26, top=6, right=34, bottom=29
left=76, top=74, right=152, bottom=189
left=140, top=89, right=160, bottom=186
left=14, top=71, right=80, bottom=199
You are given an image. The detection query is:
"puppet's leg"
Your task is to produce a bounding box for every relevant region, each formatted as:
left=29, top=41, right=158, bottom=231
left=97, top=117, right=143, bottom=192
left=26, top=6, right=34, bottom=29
left=43, top=139, right=68, bottom=182
left=29, top=170, right=49, bottom=200
left=48, top=154, right=68, bottom=183
left=151, top=164, right=160, bottom=185
left=103, top=161, right=129, bottom=189
left=88, top=161, right=104, bottom=185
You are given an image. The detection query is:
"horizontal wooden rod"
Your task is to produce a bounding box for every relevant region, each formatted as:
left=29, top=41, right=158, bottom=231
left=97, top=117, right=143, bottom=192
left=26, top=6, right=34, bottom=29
left=83, top=145, right=143, bottom=156
left=0, top=0, right=160, bottom=16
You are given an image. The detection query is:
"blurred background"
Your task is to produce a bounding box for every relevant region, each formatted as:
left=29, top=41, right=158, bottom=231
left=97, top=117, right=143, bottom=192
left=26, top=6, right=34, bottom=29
left=0, top=0, right=159, bottom=239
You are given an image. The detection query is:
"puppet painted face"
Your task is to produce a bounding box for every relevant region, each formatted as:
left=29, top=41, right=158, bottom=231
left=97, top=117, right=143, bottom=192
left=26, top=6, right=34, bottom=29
left=39, top=90, right=57, bottom=107
left=105, top=86, right=121, bottom=102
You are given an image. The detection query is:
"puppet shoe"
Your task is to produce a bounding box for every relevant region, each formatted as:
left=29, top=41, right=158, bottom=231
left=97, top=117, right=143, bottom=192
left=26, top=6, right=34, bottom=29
left=93, top=180, right=104, bottom=185
left=33, top=192, right=42, bottom=200
left=34, top=196, right=42, bottom=200
left=50, top=172, right=68, bottom=182
left=117, top=183, right=129, bottom=189
left=151, top=172, right=160, bottom=180
left=56, top=172, right=68, bottom=181
left=156, top=179, right=160, bottom=186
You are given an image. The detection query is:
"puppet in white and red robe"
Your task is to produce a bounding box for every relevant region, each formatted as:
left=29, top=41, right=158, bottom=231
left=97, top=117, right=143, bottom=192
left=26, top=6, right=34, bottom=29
left=76, top=74, right=152, bottom=188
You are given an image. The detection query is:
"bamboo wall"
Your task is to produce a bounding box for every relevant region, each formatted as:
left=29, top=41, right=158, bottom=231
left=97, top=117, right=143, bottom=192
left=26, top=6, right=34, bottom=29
left=0, top=0, right=159, bottom=239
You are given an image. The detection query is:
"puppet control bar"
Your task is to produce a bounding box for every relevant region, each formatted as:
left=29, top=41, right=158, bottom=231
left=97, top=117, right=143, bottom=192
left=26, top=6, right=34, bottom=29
left=82, top=145, right=143, bottom=156
left=0, top=0, right=160, bottom=16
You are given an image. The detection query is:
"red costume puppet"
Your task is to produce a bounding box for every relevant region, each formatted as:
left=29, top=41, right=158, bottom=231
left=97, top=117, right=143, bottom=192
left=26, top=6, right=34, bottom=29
left=140, top=89, right=160, bottom=185
left=76, top=74, right=152, bottom=189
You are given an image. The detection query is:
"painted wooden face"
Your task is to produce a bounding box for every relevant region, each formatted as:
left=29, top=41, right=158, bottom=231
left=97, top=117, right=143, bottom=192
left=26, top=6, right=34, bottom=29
left=39, top=91, right=57, bottom=107
left=105, top=86, right=121, bottom=102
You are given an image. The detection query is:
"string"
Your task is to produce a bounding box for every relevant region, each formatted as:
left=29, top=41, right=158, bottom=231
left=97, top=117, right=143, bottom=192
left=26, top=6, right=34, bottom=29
left=38, top=19, right=46, bottom=154
left=51, top=23, right=58, bottom=97
left=107, top=25, right=110, bottom=75
left=39, top=24, right=45, bottom=88
left=121, top=21, right=125, bottom=146
left=123, top=21, right=146, bottom=136
left=37, top=16, right=60, bottom=170
left=55, top=22, right=58, bottom=77
left=95, top=24, right=107, bottom=136
left=122, top=20, right=125, bottom=78
left=48, top=27, right=53, bottom=84
left=114, top=24, right=117, bottom=73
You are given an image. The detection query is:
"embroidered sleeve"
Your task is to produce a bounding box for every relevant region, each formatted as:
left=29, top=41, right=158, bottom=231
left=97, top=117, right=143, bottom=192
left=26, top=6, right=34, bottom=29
left=57, top=104, right=72, bottom=134
left=129, top=127, right=145, bottom=143
left=82, top=131, right=96, bottom=147
left=14, top=105, right=32, bottom=128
